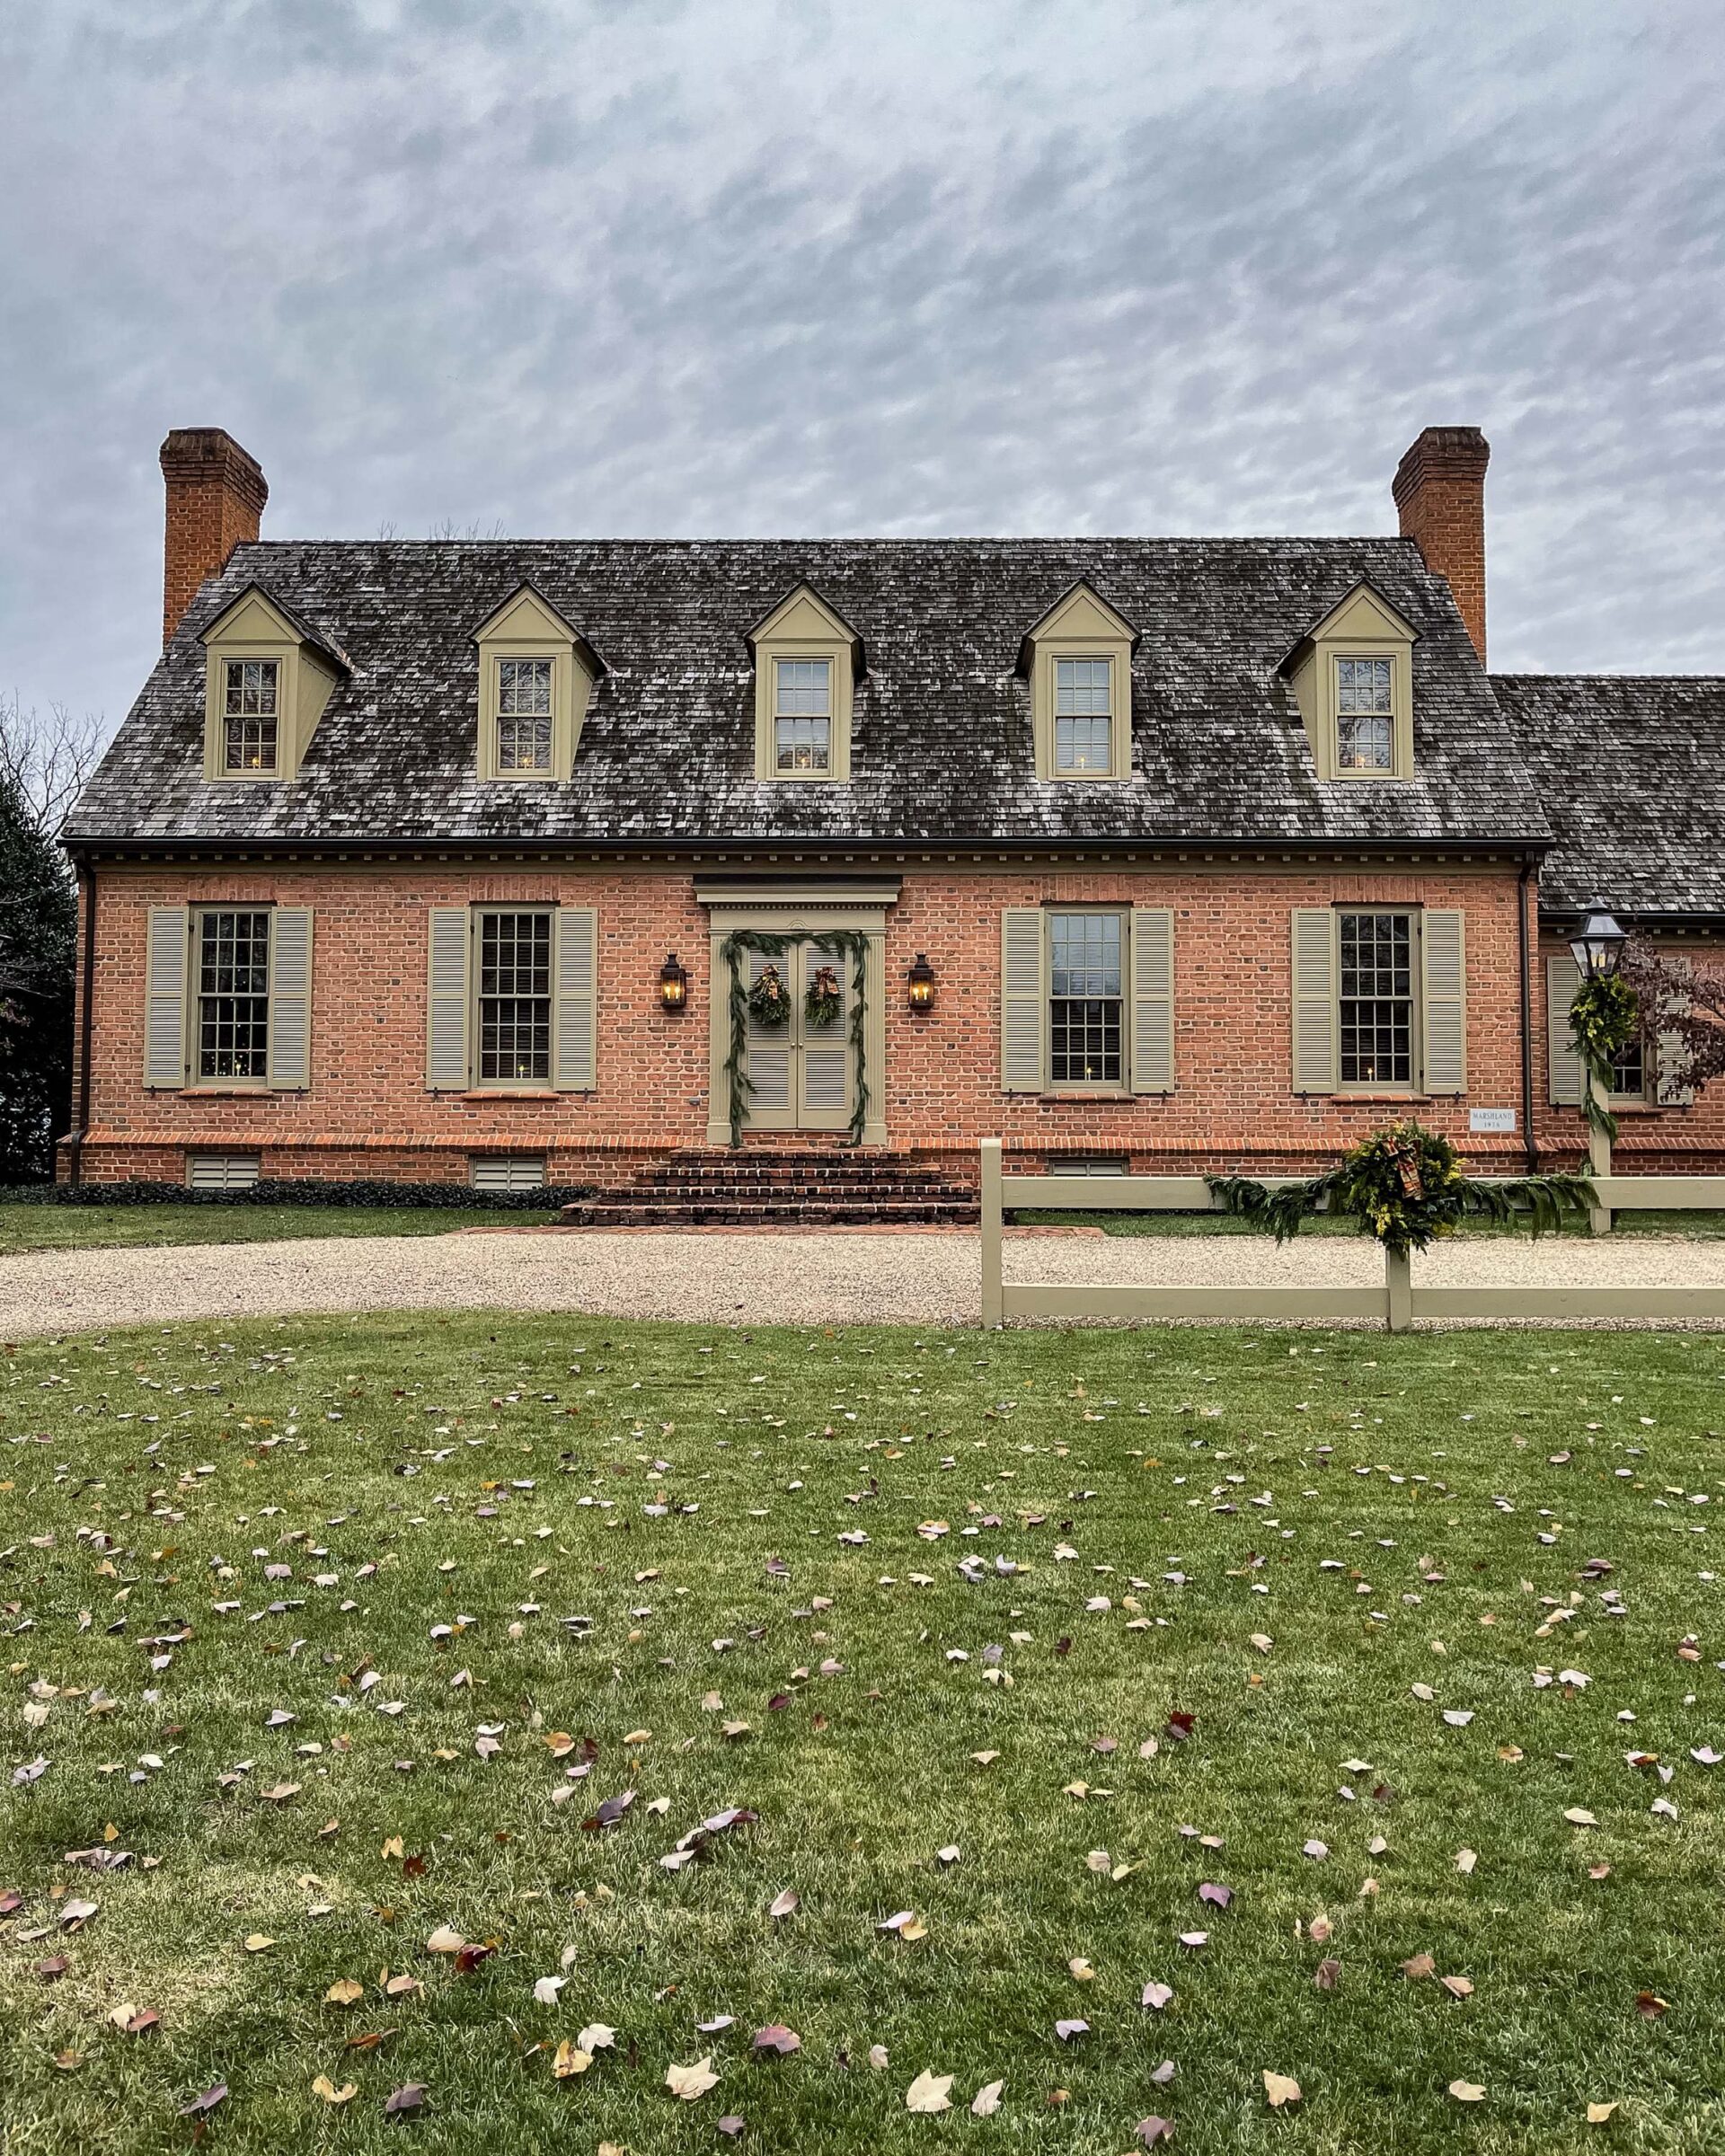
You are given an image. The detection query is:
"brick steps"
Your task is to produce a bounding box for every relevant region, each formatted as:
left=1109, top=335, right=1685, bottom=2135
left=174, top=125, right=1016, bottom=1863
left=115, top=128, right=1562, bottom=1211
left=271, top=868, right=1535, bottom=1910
left=559, top=1149, right=979, bottom=1228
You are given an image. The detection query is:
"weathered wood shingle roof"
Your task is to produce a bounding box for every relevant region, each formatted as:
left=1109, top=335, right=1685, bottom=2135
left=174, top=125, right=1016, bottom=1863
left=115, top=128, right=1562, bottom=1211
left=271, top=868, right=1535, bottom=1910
left=1491, top=674, right=1725, bottom=920
left=67, top=535, right=1552, bottom=850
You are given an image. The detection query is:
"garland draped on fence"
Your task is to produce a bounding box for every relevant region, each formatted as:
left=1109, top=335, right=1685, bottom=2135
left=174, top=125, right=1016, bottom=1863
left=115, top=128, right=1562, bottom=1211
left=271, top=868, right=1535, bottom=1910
left=719, top=927, right=871, bottom=1147
left=1207, top=1118, right=1594, bottom=1259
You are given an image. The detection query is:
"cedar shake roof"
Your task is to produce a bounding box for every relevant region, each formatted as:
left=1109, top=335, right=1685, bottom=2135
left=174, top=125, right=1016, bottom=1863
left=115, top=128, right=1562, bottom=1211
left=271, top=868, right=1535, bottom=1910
left=67, top=535, right=1552, bottom=851
left=1490, top=674, right=1725, bottom=921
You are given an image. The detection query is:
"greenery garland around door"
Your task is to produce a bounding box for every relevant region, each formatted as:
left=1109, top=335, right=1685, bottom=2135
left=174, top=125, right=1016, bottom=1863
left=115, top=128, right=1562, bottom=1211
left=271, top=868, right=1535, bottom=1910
left=720, top=927, right=871, bottom=1147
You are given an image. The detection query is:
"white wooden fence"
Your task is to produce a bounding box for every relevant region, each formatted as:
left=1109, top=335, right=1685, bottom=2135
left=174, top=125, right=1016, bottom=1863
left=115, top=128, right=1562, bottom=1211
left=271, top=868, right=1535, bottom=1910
left=978, top=1140, right=1725, bottom=1332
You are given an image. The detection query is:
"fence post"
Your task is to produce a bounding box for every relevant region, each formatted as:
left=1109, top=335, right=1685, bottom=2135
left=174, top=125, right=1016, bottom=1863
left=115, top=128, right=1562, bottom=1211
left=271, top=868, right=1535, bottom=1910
left=1586, top=1071, right=1613, bottom=1235
left=980, top=1139, right=1004, bottom=1330
left=1384, top=1245, right=1412, bottom=1333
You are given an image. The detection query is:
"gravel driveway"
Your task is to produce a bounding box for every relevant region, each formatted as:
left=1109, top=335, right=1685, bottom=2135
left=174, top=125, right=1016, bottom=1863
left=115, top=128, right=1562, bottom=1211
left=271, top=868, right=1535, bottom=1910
left=5, top=1226, right=1725, bottom=1338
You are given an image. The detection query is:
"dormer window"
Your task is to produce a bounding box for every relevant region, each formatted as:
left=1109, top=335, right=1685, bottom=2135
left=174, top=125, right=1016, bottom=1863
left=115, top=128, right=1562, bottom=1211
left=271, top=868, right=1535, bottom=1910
left=774, top=658, right=832, bottom=772
left=1282, top=583, right=1417, bottom=782
left=1019, top=583, right=1137, bottom=783
left=1335, top=657, right=1394, bottom=772
left=201, top=587, right=345, bottom=783
left=748, top=586, right=861, bottom=782
left=223, top=659, right=279, bottom=772
left=472, top=587, right=599, bottom=784
left=496, top=658, right=554, bottom=772
left=1054, top=658, right=1114, bottom=773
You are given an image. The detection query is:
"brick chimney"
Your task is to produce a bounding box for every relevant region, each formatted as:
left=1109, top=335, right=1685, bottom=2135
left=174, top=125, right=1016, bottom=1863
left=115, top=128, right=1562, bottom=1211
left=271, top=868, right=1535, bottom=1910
left=159, top=428, right=268, bottom=646
left=1392, top=425, right=1489, bottom=665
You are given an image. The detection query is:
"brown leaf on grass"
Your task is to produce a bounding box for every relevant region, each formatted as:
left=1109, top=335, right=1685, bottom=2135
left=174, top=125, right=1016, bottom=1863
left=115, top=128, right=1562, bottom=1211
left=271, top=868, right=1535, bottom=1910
left=1137, top=2121, right=1174, bottom=2149
left=753, top=2024, right=801, bottom=2055
left=1588, top=2102, right=1618, bottom=2124
left=767, top=1889, right=799, bottom=1920
left=1441, top=1975, right=1475, bottom=2000
left=261, top=1781, right=300, bottom=1804
left=1315, top=1957, right=1340, bottom=1991
left=1635, top=1992, right=1670, bottom=2019
left=717, top=2116, right=746, bottom=2139
left=312, top=2075, right=358, bottom=2104
left=384, top=2081, right=426, bottom=2115
left=179, top=2085, right=227, bottom=2117
left=454, top=1942, right=494, bottom=1975
left=1401, top=1952, right=1436, bottom=1980
left=424, top=1925, right=465, bottom=1955
left=35, top=1956, right=69, bottom=1982
left=1263, top=2070, right=1301, bottom=2107
left=582, top=1790, right=636, bottom=1833
left=1141, top=1981, right=1173, bottom=2010
left=1448, top=2081, right=1486, bottom=2103
left=550, top=2040, right=593, bottom=2079
left=325, top=1978, right=364, bottom=2006
left=58, top=1898, right=98, bottom=1931
left=345, top=2028, right=397, bottom=2053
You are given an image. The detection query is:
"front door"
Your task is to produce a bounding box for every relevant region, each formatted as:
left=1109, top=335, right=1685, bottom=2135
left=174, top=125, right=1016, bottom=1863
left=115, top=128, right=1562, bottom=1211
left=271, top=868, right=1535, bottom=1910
left=743, top=943, right=854, bottom=1132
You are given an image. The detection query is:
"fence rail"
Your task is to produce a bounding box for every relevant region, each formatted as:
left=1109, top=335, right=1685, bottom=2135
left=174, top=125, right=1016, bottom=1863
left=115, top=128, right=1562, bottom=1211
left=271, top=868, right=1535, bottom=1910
left=978, top=1140, right=1725, bottom=1332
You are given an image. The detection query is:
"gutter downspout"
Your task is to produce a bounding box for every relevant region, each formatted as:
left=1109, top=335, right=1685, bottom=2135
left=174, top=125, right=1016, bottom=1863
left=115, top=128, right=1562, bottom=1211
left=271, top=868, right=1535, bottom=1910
left=68, top=859, right=97, bottom=1188
left=1517, top=857, right=1538, bottom=1172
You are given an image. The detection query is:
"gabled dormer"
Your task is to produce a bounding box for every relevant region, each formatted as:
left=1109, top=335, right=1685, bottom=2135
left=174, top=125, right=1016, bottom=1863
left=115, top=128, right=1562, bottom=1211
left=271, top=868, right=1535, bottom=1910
left=748, top=585, right=863, bottom=782
left=1017, top=582, right=1138, bottom=782
left=472, top=585, right=601, bottom=783
left=1281, top=581, right=1418, bottom=782
left=199, top=585, right=346, bottom=783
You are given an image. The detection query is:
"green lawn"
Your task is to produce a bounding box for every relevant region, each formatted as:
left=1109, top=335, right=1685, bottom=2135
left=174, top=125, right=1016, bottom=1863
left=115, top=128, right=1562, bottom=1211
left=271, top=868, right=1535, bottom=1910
left=0, top=1206, right=554, bottom=1255
left=4, top=1314, right=1725, bottom=2153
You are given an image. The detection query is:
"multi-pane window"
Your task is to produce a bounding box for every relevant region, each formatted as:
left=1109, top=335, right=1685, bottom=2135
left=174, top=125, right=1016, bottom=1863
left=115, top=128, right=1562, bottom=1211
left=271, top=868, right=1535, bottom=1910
left=1048, top=911, right=1124, bottom=1085
left=1335, top=657, right=1394, bottom=772
left=496, top=658, right=553, bottom=772
left=223, top=659, right=279, bottom=771
left=1054, top=658, right=1113, bottom=772
left=196, top=909, right=271, bottom=1081
left=774, top=658, right=831, bottom=772
left=477, top=911, right=552, bottom=1082
left=1338, top=910, right=1414, bottom=1085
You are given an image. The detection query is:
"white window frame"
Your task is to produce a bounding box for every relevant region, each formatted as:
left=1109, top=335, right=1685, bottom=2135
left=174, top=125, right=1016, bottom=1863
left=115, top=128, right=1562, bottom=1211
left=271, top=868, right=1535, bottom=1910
left=472, top=907, right=556, bottom=1089
left=1335, top=906, right=1422, bottom=1093
left=772, top=657, right=834, bottom=774
left=1046, top=906, right=1130, bottom=1095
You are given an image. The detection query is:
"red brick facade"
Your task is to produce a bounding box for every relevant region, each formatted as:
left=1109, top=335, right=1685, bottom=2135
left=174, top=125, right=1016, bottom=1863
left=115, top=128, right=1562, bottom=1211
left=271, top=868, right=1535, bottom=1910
left=1393, top=427, right=1490, bottom=665
left=66, top=853, right=1721, bottom=1187
left=159, top=429, right=269, bottom=648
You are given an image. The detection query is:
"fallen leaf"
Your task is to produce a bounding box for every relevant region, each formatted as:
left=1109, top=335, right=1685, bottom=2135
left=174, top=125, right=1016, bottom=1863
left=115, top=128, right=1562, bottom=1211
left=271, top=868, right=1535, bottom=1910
left=1588, top=2101, right=1618, bottom=2124
left=1449, top=2080, right=1486, bottom=2104
left=754, top=2024, right=801, bottom=2056
left=1263, top=2070, right=1301, bottom=2107
left=971, top=2079, right=1004, bottom=2116
left=384, top=2081, right=426, bottom=2116
left=905, top=2069, right=953, bottom=2114
left=551, top=2039, right=593, bottom=2078
left=312, top=2074, right=358, bottom=2104
left=325, top=1977, right=364, bottom=2006
left=768, top=1889, right=800, bottom=1920
left=180, top=2084, right=227, bottom=2117
left=667, top=2055, right=720, bottom=2101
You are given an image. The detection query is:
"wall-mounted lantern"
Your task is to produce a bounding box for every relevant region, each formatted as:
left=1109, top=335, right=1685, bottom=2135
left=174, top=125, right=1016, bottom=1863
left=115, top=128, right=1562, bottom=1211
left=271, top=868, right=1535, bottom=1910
left=907, top=951, right=936, bottom=1012
left=659, top=952, right=689, bottom=1012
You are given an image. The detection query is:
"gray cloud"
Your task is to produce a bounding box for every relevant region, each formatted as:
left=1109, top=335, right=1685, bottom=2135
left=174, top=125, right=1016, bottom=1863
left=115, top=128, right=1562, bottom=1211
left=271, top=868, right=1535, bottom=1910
left=2, top=0, right=1722, bottom=736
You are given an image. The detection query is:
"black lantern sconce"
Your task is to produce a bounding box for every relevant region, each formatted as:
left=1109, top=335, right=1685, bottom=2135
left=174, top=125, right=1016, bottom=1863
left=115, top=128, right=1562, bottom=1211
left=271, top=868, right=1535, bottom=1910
left=907, top=951, right=936, bottom=1012
left=658, top=953, right=689, bottom=1012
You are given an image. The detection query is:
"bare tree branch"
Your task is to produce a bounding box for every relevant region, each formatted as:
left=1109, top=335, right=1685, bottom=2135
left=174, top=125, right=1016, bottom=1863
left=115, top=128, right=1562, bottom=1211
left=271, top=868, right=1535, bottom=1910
left=0, top=691, right=110, bottom=841
left=1622, top=939, right=1725, bottom=1095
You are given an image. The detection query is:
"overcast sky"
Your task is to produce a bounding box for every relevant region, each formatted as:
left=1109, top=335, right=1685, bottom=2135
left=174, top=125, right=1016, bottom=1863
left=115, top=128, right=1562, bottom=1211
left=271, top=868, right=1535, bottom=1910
left=3, top=0, right=1722, bottom=734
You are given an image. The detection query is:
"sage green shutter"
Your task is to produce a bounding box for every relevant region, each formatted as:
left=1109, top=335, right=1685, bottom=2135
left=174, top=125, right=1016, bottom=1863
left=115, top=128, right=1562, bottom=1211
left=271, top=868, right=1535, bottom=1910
left=1420, top=908, right=1466, bottom=1095
left=145, top=906, right=190, bottom=1088
left=1656, top=963, right=1696, bottom=1106
left=1130, top=908, right=1174, bottom=1093
left=1290, top=908, right=1337, bottom=1093
left=744, top=948, right=792, bottom=1113
left=267, top=907, right=314, bottom=1091
left=1545, top=954, right=1583, bottom=1105
left=1000, top=908, right=1045, bottom=1093
left=553, top=906, right=597, bottom=1091
left=426, top=907, right=471, bottom=1091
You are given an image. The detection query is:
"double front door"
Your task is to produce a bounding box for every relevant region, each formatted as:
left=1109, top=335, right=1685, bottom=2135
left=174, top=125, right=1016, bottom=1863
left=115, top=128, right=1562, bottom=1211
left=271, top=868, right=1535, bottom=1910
left=743, top=942, right=854, bottom=1132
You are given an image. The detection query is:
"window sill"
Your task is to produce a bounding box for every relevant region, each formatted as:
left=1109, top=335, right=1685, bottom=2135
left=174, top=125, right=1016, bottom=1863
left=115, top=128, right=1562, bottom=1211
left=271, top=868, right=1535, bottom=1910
left=1037, top=1090, right=1135, bottom=1103
left=177, top=1085, right=274, bottom=1097
left=1322, top=1091, right=1430, bottom=1102
left=455, top=1089, right=562, bottom=1100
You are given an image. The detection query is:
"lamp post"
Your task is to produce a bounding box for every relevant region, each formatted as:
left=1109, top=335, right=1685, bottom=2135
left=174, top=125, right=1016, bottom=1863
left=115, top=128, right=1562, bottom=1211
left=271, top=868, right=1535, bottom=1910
left=1569, top=899, right=1628, bottom=981
left=1569, top=898, right=1627, bottom=1224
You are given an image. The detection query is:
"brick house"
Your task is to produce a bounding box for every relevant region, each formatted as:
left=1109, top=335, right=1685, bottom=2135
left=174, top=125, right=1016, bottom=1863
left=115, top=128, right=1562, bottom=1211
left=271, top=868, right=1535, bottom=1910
left=58, top=425, right=1725, bottom=1215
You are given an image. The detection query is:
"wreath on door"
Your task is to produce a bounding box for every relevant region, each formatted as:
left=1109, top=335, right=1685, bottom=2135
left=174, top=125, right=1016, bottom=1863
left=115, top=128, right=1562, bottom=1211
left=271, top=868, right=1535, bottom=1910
left=747, top=962, right=792, bottom=1030
left=805, top=963, right=843, bottom=1029
left=720, top=928, right=871, bottom=1146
